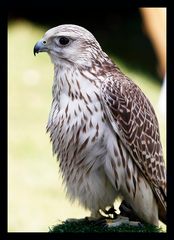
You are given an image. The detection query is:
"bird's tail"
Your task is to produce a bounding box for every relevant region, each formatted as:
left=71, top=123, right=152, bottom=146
left=155, top=187, right=167, bottom=224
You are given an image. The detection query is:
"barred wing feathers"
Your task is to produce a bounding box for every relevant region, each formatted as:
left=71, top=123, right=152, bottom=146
left=101, top=74, right=166, bottom=217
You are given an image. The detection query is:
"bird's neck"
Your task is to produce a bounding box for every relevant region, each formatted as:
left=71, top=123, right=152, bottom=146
left=52, top=65, right=103, bottom=102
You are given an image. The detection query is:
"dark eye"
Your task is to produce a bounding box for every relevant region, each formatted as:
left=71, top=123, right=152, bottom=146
left=59, top=37, right=69, bottom=45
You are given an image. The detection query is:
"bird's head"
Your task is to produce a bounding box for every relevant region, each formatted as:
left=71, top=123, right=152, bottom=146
left=34, top=24, right=103, bottom=67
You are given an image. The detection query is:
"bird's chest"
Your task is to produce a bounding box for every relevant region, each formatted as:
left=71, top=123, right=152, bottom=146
left=51, top=95, right=105, bottom=156
left=47, top=71, right=107, bottom=165
left=47, top=68, right=109, bottom=174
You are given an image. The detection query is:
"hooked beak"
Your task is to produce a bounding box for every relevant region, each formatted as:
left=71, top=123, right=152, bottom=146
left=33, top=40, right=48, bottom=56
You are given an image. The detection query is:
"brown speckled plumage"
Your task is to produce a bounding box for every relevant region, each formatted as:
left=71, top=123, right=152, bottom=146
left=34, top=24, right=166, bottom=225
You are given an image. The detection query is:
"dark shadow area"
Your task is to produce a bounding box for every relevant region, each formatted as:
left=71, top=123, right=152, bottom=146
left=8, top=7, right=160, bottom=82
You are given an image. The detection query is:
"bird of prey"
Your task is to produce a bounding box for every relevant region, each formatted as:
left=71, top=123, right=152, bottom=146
left=34, top=24, right=166, bottom=226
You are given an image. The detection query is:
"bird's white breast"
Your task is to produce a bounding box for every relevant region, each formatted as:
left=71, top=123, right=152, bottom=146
left=47, top=67, right=116, bottom=202
left=47, top=67, right=107, bottom=170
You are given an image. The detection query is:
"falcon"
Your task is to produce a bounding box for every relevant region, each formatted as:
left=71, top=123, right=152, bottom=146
left=34, top=24, right=166, bottom=226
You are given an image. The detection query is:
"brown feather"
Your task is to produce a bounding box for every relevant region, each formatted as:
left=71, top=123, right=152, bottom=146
left=101, top=70, right=166, bottom=221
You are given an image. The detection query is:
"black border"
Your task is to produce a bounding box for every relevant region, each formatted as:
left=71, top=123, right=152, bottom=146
left=3, top=1, right=173, bottom=239
left=0, top=9, right=8, bottom=240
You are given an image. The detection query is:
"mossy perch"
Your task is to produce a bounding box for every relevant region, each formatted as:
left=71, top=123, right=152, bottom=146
left=49, top=219, right=163, bottom=233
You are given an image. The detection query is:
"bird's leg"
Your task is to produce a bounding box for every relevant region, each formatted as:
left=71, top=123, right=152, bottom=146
left=119, top=200, right=141, bottom=221
left=101, top=205, right=118, bottom=218
left=86, top=204, right=142, bottom=227
left=67, top=202, right=143, bottom=227
left=87, top=206, right=129, bottom=227
left=105, top=200, right=143, bottom=227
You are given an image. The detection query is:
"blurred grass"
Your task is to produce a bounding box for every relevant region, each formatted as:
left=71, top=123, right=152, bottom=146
left=8, top=20, right=166, bottom=232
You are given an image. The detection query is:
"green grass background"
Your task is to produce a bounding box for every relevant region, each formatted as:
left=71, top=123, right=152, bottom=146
left=8, top=20, right=166, bottom=232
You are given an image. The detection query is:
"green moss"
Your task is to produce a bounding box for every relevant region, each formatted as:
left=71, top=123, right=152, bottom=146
left=49, top=219, right=162, bottom=233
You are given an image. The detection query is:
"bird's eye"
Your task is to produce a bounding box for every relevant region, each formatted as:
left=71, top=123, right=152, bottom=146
left=59, top=37, right=69, bottom=45
left=43, top=40, right=47, bottom=45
